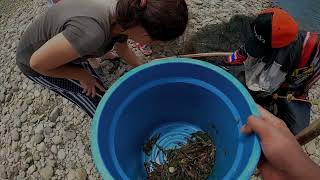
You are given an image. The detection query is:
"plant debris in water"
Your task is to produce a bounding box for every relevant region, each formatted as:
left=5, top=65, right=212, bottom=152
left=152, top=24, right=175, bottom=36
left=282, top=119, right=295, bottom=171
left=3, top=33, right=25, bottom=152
left=143, top=133, right=161, bottom=156
left=144, top=131, right=216, bottom=180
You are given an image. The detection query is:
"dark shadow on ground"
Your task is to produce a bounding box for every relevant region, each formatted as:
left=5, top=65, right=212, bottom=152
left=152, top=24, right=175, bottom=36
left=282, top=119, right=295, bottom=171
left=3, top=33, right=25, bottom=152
left=184, top=15, right=255, bottom=55
left=183, top=15, right=256, bottom=84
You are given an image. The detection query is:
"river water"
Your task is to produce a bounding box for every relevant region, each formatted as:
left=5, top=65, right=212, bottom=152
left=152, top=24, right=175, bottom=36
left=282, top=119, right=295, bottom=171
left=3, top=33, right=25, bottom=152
left=274, top=0, right=320, bottom=32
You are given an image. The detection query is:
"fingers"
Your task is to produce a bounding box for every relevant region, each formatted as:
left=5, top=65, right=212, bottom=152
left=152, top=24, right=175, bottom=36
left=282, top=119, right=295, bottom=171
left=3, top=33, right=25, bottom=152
left=240, top=123, right=253, bottom=134
left=258, top=105, right=289, bottom=131
left=258, top=106, right=281, bottom=125
left=86, top=87, right=92, bottom=97
left=243, top=116, right=270, bottom=141
left=91, top=87, right=96, bottom=98
left=95, top=81, right=106, bottom=92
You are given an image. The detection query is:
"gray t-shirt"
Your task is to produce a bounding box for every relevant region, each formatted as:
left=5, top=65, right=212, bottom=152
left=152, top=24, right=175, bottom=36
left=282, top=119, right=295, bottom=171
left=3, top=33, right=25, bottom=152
left=16, top=0, right=118, bottom=76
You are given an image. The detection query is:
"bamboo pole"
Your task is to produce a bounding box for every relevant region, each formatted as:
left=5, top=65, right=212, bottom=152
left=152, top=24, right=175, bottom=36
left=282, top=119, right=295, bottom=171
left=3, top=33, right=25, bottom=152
left=296, top=119, right=320, bottom=146
left=179, top=52, right=233, bottom=58
left=153, top=52, right=233, bottom=61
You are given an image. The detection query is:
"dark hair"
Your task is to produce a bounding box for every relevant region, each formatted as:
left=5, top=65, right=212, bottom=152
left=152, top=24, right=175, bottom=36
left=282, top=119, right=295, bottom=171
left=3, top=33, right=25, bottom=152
left=116, top=0, right=188, bottom=41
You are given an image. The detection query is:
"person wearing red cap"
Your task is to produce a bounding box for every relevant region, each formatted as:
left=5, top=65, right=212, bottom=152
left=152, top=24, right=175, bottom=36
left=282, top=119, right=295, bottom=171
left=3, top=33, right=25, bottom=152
left=228, top=8, right=319, bottom=135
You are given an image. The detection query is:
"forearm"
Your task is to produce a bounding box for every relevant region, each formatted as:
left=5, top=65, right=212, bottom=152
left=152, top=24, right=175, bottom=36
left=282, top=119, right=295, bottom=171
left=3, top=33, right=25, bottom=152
left=288, top=153, right=320, bottom=180
left=115, top=43, right=143, bottom=67
left=34, top=64, right=89, bottom=80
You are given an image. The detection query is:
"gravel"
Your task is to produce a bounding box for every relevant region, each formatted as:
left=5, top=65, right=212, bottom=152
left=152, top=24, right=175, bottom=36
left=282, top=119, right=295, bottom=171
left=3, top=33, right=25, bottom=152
left=1, top=0, right=319, bottom=179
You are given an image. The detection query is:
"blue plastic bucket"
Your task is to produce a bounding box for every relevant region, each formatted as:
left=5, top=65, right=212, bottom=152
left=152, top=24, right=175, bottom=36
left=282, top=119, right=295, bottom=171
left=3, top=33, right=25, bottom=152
left=91, top=58, right=260, bottom=179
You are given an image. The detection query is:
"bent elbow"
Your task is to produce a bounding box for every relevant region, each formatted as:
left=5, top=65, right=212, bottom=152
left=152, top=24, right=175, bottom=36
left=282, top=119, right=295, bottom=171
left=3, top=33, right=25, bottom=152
left=29, top=54, right=48, bottom=74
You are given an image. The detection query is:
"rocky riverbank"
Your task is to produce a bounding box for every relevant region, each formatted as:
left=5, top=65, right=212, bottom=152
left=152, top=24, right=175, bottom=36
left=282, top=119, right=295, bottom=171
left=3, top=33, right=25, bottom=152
left=1, top=0, right=319, bottom=179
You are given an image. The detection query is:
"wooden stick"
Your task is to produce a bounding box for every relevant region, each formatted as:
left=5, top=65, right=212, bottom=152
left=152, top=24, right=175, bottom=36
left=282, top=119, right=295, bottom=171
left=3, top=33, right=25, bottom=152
left=178, top=52, right=233, bottom=58
left=296, top=119, right=320, bottom=145
left=153, top=52, right=233, bottom=61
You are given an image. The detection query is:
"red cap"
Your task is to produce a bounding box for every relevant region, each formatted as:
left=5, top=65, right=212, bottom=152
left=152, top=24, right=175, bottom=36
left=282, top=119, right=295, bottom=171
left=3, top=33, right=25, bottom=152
left=261, top=8, right=298, bottom=48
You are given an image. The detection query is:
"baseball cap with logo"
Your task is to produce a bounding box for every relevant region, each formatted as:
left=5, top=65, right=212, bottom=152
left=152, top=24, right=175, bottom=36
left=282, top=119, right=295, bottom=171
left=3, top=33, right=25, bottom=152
left=245, top=8, right=299, bottom=58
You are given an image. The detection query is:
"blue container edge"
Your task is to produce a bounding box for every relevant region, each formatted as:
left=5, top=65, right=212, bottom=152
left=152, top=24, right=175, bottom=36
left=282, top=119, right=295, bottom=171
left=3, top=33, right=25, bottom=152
left=91, top=58, right=261, bottom=180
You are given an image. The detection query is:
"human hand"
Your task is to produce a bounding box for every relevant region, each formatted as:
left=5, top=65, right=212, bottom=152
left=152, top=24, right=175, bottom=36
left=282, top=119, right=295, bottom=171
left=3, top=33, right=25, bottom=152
left=115, top=43, right=143, bottom=67
left=241, top=106, right=320, bottom=180
left=78, top=72, right=105, bottom=97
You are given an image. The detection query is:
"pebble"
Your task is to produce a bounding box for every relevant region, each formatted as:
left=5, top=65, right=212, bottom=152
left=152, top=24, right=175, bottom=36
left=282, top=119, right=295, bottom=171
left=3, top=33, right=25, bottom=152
left=47, top=159, right=56, bottom=167
left=25, top=97, right=33, bottom=105
left=64, top=130, right=77, bottom=141
left=37, top=142, right=46, bottom=152
left=20, top=113, right=27, bottom=123
left=0, top=94, right=4, bottom=103
left=40, top=166, right=54, bottom=180
left=52, top=136, right=63, bottom=145
left=310, top=155, right=320, bottom=165
left=33, top=133, right=44, bottom=144
left=57, top=149, right=66, bottom=160
left=12, top=84, right=19, bottom=92
left=44, top=127, right=53, bottom=135
left=5, top=93, right=12, bottom=102
left=16, top=173, right=25, bottom=180
left=48, top=122, right=56, bottom=128
left=20, top=151, right=27, bottom=157
left=27, top=84, right=35, bottom=91
left=11, top=129, right=20, bottom=141
left=27, top=165, right=36, bottom=175
left=2, top=114, right=10, bottom=123
left=67, top=168, right=87, bottom=180
left=33, top=152, right=41, bottom=161
left=34, top=90, right=40, bottom=97
left=26, top=156, right=33, bottom=164
left=22, top=163, right=30, bottom=172
left=306, top=141, right=318, bottom=155
left=14, top=152, right=21, bottom=162
left=22, top=134, right=30, bottom=143
left=14, top=120, right=22, bottom=128
left=0, top=165, right=7, bottom=179
left=15, top=108, right=23, bottom=117
left=51, top=145, right=58, bottom=154
left=49, top=107, right=60, bottom=122
left=35, top=123, right=44, bottom=134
